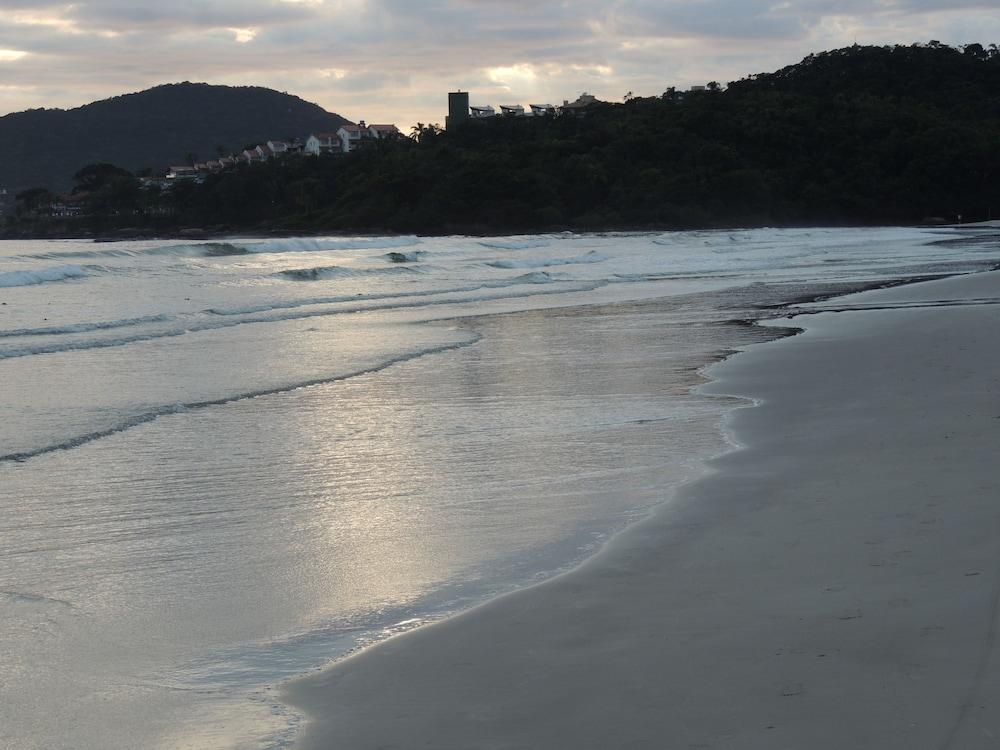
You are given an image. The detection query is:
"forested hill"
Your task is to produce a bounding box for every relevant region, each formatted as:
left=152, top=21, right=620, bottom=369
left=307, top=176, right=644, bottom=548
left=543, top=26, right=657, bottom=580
left=6, top=43, right=1000, bottom=236
left=0, top=83, right=350, bottom=192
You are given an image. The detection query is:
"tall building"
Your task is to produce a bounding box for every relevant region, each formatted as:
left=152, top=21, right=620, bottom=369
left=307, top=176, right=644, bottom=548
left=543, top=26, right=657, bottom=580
left=447, top=91, right=470, bottom=131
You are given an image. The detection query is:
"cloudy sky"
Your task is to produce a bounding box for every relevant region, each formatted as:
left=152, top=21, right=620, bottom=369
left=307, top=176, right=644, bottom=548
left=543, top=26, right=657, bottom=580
left=0, top=1, right=996, bottom=128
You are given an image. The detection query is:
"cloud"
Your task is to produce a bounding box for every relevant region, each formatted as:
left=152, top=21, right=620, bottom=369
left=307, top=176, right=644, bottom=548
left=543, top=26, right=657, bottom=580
left=0, top=0, right=996, bottom=130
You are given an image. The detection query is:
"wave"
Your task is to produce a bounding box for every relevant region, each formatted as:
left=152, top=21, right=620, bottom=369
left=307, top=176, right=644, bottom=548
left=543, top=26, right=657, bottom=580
left=0, top=314, right=172, bottom=339
left=277, top=265, right=423, bottom=281
left=478, top=239, right=551, bottom=250
left=22, top=236, right=423, bottom=260
left=0, top=264, right=88, bottom=288
left=386, top=251, right=423, bottom=263
left=487, top=251, right=608, bottom=269
left=0, top=279, right=604, bottom=360
left=0, top=335, right=483, bottom=464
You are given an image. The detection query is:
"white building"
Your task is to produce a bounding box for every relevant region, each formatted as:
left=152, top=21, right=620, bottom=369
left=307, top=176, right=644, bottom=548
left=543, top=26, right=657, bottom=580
left=499, top=104, right=524, bottom=116
left=304, top=132, right=340, bottom=156
left=469, top=105, right=496, bottom=119
left=337, top=123, right=369, bottom=153
left=529, top=103, right=556, bottom=116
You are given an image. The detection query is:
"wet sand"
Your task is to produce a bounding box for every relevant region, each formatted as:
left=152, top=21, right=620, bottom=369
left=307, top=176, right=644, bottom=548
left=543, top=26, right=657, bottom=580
left=284, top=270, right=1000, bottom=749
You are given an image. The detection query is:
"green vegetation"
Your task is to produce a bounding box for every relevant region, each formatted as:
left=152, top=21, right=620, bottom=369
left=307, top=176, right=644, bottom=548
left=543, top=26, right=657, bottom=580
left=5, top=43, right=1000, bottom=238
left=0, top=82, right=349, bottom=193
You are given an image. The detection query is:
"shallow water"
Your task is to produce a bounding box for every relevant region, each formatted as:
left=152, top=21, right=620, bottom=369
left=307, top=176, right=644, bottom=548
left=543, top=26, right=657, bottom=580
left=1, top=228, right=998, bottom=748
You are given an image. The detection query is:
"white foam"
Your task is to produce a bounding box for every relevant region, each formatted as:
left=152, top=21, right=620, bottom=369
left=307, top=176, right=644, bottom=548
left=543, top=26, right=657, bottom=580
left=0, top=264, right=88, bottom=288
left=478, top=239, right=551, bottom=250
left=243, top=236, right=421, bottom=255
left=487, top=251, right=608, bottom=269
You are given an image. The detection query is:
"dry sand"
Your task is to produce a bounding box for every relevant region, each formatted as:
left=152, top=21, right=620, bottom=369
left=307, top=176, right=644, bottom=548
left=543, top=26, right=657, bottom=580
left=285, top=270, right=1000, bottom=749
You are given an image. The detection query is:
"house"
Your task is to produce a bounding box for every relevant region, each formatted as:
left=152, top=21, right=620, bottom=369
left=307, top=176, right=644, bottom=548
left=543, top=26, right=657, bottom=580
left=469, top=105, right=496, bottom=119
left=255, top=144, right=275, bottom=161
left=559, top=92, right=600, bottom=115
left=193, top=163, right=210, bottom=172
left=218, top=156, right=237, bottom=169
left=499, top=104, right=525, bottom=116
left=267, top=140, right=290, bottom=154
left=337, top=122, right=374, bottom=153
left=167, top=165, right=198, bottom=180
left=366, top=124, right=399, bottom=139
left=529, top=103, right=556, bottom=116
left=206, top=160, right=222, bottom=171
left=242, top=149, right=262, bottom=164
left=305, top=132, right=339, bottom=155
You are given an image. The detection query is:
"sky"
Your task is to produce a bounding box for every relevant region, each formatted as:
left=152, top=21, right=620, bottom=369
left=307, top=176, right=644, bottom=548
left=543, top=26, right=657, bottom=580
left=0, top=1, right=997, bottom=129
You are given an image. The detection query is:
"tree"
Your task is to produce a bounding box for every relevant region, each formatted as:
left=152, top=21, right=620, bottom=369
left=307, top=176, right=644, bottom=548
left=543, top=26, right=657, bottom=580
left=14, top=187, right=56, bottom=215
left=71, top=163, right=133, bottom=194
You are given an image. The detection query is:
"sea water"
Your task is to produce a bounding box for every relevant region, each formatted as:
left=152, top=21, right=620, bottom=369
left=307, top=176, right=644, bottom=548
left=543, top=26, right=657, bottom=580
left=1, top=227, right=997, bottom=749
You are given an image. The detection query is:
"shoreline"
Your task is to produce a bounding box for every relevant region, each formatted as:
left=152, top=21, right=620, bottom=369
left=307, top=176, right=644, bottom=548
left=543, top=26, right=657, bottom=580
left=282, top=269, right=1000, bottom=749
left=1, top=221, right=994, bottom=244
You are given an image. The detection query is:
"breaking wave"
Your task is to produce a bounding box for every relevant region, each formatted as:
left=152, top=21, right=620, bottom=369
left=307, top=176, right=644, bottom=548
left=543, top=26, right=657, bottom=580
left=478, top=239, right=551, bottom=250
left=0, top=314, right=172, bottom=339
left=278, top=265, right=424, bottom=281
left=386, top=251, right=423, bottom=263
left=22, top=236, right=423, bottom=260
left=487, top=251, right=608, bottom=269
left=0, top=278, right=603, bottom=360
left=0, top=264, right=89, bottom=288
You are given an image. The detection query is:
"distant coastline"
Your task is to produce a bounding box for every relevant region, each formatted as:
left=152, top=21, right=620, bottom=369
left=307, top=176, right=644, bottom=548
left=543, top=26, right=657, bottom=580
left=4, top=44, right=998, bottom=241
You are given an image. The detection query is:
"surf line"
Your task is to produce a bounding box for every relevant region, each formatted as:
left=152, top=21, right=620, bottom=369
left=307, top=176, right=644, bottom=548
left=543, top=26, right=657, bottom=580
left=0, top=333, right=481, bottom=465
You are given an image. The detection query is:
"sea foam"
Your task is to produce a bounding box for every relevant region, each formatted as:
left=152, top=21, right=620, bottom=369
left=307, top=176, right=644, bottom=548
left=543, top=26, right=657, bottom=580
left=487, top=251, right=608, bottom=269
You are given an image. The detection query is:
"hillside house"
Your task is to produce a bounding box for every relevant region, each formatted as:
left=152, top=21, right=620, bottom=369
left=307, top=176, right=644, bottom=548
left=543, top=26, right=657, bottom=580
left=367, top=124, right=399, bottom=140
left=255, top=144, right=275, bottom=161
left=337, top=122, right=372, bottom=153
left=267, top=140, right=290, bottom=154
left=499, top=105, right=524, bottom=116
left=559, top=93, right=600, bottom=115
left=529, top=103, right=556, bottom=116
left=242, top=149, right=262, bottom=164
left=167, top=165, right=198, bottom=180
left=305, top=132, right=339, bottom=155
left=470, top=105, right=496, bottom=119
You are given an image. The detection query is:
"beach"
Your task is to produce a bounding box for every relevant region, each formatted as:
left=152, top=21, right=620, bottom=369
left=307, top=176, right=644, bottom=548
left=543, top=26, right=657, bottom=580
left=3, top=228, right=999, bottom=748
left=284, top=269, right=1000, bottom=749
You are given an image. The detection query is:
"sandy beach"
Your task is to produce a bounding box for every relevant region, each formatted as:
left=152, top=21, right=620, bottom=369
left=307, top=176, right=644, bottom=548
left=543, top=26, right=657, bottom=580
left=284, top=269, right=1000, bottom=749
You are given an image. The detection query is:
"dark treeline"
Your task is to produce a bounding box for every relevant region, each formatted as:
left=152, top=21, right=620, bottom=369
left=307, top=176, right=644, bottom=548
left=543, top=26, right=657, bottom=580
left=6, top=43, right=1000, bottom=238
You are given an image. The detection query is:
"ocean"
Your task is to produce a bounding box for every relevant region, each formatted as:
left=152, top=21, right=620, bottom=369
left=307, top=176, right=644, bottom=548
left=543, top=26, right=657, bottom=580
left=1, top=227, right=997, bottom=749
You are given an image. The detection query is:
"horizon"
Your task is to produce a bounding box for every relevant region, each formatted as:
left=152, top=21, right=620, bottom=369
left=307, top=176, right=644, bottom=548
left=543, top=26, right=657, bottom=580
left=0, top=1, right=997, bottom=129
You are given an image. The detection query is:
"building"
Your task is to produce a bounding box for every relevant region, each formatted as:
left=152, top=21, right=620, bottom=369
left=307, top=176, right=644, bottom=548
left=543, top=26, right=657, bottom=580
left=267, top=140, right=290, bottom=154
left=529, top=103, right=556, bottom=116
left=469, top=105, right=496, bottom=119
left=559, top=92, right=600, bottom=115
left=304, top=132, right=340, bottom=156
left=499, top=104, right=525, bottom=116
left=447, top=91, right=470, bottom=130
left=167, top=165, right=198, bottom=180
left=367, top=124, right=400, bottom=139
left=337, top=122, right=371, bottom=153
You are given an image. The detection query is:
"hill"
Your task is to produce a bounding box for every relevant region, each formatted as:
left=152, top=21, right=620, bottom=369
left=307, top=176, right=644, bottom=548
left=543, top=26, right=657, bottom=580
left=0, top=83, right=350, bottom=192
left=5, top=43, right=1000, bottom=237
